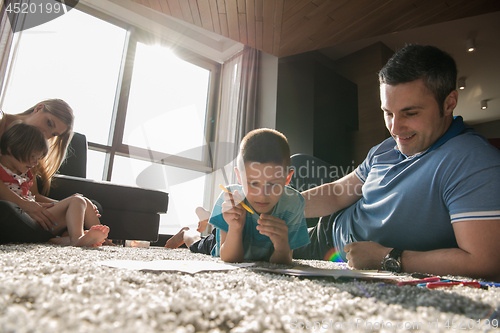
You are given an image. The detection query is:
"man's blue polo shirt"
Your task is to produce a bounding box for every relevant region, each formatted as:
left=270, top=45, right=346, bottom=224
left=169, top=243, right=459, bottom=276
left=333, top=116, right=500, bottom=261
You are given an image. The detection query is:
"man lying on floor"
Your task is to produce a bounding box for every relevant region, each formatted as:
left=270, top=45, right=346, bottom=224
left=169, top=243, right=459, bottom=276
left=293, top=44, right=500, bottom=282
left=167, top=45, right=499, bottom=282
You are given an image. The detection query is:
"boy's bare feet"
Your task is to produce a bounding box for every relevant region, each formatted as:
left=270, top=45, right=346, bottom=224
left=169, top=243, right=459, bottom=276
left=165, top=227, right=189, bottom=248
left=165, top=207, right=212, bottom=249
left=195, top=207, right=211, bottom=232
left=73, top=225, right=110, bottom=247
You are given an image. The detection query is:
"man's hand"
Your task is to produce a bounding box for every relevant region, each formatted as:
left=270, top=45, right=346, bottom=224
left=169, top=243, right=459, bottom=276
left=18, top=200, right=56, bottom=231
left=344, top=241, right=391, bottom=270
left=343, top=220, right=500, bottom=282
left=257, top=214, right=292, bottom=264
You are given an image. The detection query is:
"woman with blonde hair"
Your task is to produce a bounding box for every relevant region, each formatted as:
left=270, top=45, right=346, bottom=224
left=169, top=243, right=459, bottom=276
left=0, top=98, right=75, bottom=239
left=0, top=122, right=108, bottom=247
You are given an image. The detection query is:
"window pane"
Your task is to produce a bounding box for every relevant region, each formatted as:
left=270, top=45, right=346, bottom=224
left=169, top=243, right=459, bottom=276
left=123, top=43, right=210, bottom=161
left=111, top=155, right=207, bottom=235
left=86, top=149, right=106, bottom=181
left=0, top=8, right=126, bottom=145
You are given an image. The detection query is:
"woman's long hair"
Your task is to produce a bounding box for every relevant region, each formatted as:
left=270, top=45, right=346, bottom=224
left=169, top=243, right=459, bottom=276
left=20, top=99, right=74, bottom=195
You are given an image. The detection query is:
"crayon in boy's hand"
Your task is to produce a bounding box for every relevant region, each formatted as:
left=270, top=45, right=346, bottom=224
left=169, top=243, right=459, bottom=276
left=218, top=184, right=255, bottom=214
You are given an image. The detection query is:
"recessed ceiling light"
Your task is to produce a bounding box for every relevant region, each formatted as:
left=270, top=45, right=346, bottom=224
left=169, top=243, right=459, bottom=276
left=458, top=77, right=466, bottom=90
left=466, top=38, right=476, bottom=52
left=481, top=100, right=488, bottom=110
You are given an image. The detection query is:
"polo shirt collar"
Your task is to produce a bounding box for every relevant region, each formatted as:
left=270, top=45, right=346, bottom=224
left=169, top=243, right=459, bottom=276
left=427, top=116, right=468, bottom=153
left=380, top=116, right=469, bottom=185
left=396, top=116, right=468, bottom=159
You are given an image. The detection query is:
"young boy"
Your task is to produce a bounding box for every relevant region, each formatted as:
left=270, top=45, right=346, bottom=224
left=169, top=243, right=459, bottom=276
left=209, top=128, right=310, bottom=264
left=0, top=122, right=109, bottom=247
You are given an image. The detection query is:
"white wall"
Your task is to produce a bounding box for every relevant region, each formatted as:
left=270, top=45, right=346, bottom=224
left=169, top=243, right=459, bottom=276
left=256, top=52, right=278, bottom=129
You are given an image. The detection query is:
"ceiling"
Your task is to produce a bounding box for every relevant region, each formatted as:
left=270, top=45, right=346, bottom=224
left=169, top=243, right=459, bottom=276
left=128, top=0, right=500, bottom=57
left=319, top=10, right=500, bottom=125
left=124, top=0, right=500, bottom=125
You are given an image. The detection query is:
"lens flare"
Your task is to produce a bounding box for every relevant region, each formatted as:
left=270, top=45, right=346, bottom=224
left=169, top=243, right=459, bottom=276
left=324, top=247, right=344, bottom=262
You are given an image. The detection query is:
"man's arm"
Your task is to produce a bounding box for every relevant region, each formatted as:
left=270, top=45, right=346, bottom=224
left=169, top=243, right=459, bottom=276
left=302, top=171, right=363, bottom=218
left=344, top=219, right=500, bottom=282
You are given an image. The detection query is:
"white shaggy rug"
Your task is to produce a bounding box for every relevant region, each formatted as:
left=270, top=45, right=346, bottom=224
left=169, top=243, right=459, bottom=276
left=1, top=244, right=499, bottom=333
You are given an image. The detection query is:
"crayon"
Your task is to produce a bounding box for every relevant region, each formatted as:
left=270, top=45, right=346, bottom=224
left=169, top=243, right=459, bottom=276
left=397, top=277, right=441, bottom=286
left=219, top=184, right=255, bottom=214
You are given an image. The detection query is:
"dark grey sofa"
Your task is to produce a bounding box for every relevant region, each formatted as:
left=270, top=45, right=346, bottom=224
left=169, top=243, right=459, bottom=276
left=0, top=133, right=168, bottom=243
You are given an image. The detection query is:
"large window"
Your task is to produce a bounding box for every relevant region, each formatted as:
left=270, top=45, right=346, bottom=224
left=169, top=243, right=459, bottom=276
left=124, top=42, right=211, bottom=160
left=0, top=5, right=125, bottom=145
left=0, top=5, right=220, bottom=235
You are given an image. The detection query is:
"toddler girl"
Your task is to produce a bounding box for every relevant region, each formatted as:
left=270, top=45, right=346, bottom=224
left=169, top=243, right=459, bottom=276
left=0, top=122, right=109, bottom=247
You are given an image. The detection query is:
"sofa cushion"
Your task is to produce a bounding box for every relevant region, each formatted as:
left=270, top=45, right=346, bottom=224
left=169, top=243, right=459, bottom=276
left=50, top=175, right=168, bottom=214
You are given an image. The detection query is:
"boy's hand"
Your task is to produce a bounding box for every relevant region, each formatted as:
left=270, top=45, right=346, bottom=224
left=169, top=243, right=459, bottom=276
left=221, top=190, right=246, bottom=230
left=256, top=214, right=289, bottom=249
left=220, top=190, right=246, bottom=263
left=257, top=214, right=292, bottom=264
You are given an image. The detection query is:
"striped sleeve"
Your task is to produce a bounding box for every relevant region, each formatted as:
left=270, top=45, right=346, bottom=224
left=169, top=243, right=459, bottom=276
left=450, top=211, right=500, bottom=223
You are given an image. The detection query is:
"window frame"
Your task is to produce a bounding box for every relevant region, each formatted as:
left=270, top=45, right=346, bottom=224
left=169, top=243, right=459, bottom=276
left=0, top=3, right=224, bottom=234
left=73, top=4, right=221, bottom=182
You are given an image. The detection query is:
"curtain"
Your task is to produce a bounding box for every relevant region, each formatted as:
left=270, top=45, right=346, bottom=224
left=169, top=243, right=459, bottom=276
left=0, top=0, right=27, bottom=99
left=0, top=0, right=15, bottom=93
left=210, top=45, right=260, bottom=203
left=235, top=45, right=259, bottom=148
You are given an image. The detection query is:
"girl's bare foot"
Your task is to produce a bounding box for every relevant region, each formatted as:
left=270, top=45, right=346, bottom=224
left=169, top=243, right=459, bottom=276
left=89, top=239, right=106, bottom=247
left=165, top=227, right=189, bottom=249
left=102, top=239, right=116, bottom=246
left=72, top=225, right=109, bottom=247
left=49, top=236, right=71, bottom=246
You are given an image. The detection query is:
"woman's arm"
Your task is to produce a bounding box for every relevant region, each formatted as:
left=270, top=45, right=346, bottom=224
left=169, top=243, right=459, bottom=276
left=30, top=179, right=57, bottom=204
left=0, top=180, right=56, bottom=230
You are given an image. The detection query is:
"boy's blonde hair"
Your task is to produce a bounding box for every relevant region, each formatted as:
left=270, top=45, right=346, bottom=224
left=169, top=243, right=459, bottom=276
left=0, top=122, right=49, bottom=163
left=237, top=128, right=291, bottom=172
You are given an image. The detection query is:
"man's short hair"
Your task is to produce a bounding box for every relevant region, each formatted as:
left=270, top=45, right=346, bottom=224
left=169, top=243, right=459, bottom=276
left=378, top=44, right=457, bottom=115
left=238, top=128, right=291, bottom=170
